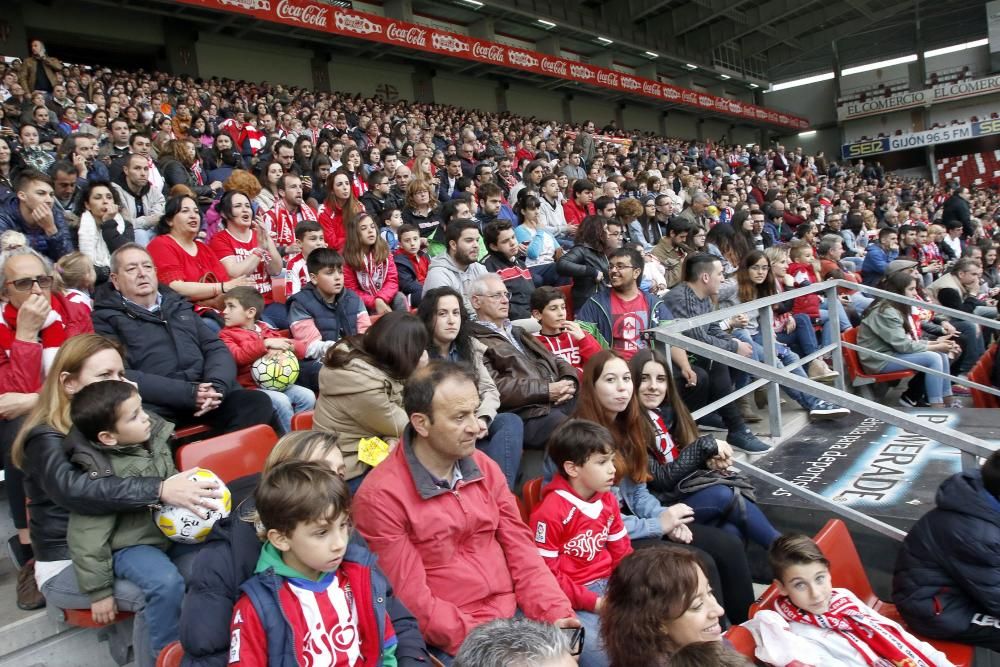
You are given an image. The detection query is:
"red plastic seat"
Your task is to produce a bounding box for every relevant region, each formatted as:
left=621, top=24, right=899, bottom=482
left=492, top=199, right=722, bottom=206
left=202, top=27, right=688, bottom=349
left=521, top=477, right=544, bottom=518
left=271, top=277, right=287, bottom=305
left=842, top=327, right=914, bottom=395
left=290, top=410, right=314, bottom=431
left=969, top=344, right=999, bottom=408
left=175, top=424, right=279, bottom=483
left=725, top=625, right=758, bottom=661
left=171, top=423, right=213, bottom=444
left=156, top=640, right=184, bottom=667
left=749, top=519, right=974, bottom=666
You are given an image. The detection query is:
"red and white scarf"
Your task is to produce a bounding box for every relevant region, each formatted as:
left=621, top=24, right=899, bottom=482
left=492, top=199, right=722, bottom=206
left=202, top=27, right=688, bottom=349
left=2, top=300, right=67, bottom=375
left=648, top=410, right=680, bottom=464
left=356, top=252, right=390, bottom=298
left=267, top=199, right=318, bottom=248
left=775, top=590, right=939, bottom=667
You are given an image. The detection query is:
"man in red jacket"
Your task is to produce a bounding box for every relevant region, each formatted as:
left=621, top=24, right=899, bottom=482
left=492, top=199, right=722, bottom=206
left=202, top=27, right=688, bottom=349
left=353, top=362, right=579, bottom=663
left=562, top=179, right=596, bottom=229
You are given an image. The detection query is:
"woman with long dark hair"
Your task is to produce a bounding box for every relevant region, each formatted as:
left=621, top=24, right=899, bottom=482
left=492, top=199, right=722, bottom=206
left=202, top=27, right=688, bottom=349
left=417, top=286, right=523, bottom=487
left=317, top=167, right=364, bottom=252
left=572, top=350, right=755, bottom=625
left=556, top=215, right=610, bottom=312
left=314, top=311, right=429, bottom=487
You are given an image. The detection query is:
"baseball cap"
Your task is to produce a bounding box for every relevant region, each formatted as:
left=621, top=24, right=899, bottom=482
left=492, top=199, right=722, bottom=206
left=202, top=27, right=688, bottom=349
left=887, top=259, right=917, bottom=274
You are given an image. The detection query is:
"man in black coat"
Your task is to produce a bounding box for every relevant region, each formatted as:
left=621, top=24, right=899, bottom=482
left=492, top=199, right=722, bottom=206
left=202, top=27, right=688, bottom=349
left=941, top=183, right=974, bottom=239
left=92, top=243, right=274, bottom=432
left=892, top=450, right=1000, bottom=650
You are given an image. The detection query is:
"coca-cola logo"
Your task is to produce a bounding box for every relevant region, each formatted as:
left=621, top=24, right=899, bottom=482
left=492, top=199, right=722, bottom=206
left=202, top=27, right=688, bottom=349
left=642, top=81, right=661, bottom=97
left=621, top=76, right=641, bottom=91
left=507, top=49, right=538, bottom=68
left=541, top=58, right=567, bottom=76
left=682, top=92, right=697, bottom=104
left=472, top=42, right=505, bottom=63
left=386, top=23, right=426, bottom=47
left=779, top=114, right=788, bottom=124
left=728, top=102, right=742, bottom=113
left=333, top=10, right=381, bottom=34
left=699, top=95, right=715, bottom=107
left=432, top=33, right=469, bottom=54
left=570, top=64, right=595, bottom=81
left=663, top=87, right=681, bottom=100
left=276, top=0, right=328, bottom=27
left=756, top=108, right=767, bottom=119
left=596, top=70, right=619, bottom=87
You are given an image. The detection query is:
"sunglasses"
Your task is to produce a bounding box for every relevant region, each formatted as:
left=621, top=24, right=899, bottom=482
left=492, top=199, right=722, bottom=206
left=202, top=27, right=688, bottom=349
left=561, top=626, right=585, bottom=656
left=5, top=275, right=54, bottom=291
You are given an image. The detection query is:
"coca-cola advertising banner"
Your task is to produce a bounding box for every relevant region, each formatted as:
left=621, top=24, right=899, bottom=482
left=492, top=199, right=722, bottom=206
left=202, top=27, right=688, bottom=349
left=179, top=0, right=809, bottom=130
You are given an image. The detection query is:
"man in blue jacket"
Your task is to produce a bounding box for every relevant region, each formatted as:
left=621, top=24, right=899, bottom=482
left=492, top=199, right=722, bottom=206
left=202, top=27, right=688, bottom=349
left=861, top=227, right=899, bottom=286
left=0, top=169, right=73, bottom=262
left=893, top=450, right=1000, bottom=650
left=575, top=247, right=669, bottom=356
left=92, top=244, right=274, bottom=433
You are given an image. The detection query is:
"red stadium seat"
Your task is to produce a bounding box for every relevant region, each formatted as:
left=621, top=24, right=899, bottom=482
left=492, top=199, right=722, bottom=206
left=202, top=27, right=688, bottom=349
left=171, top=423, right=214, bottom=445
left=749, top=519, right=974, bottom=666
left=724, top=625, right=758, bottom=661
left=58, top=607, right=134, bottom=629
left=175, top=425, right=279, bottom=483
left=156, top=641, right=184, bottom=667
left=968, top=344, right=999, bottom=408
left=290, top=410, right=314, bottom=430
left=841, top=327, right=913, bottom=398
left=521, top=477, right=544, bottom=518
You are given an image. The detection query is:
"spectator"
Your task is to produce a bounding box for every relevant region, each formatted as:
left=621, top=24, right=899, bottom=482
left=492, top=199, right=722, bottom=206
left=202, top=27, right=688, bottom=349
left=929, top=257, right=997, bottom=320
left=314, top=310, right=426, bottom=487
left=893, top=450, right=1000, bottom=651
left=283, top=219, right=326, bottom=298
left=482, top=219, right=534, bottom=321
left=317, top=168, right=363, bottom=252
left=941, top=183, right=973, bottom=239
left=92, top=243, right=275, bottom=431
left=563, top=179, right=596, bottom=228
left=530, top=286, right=600, bottom=377
left=66, top=381, right=185, bottom=665
left=601, top=547, right=725, bottom=666
left=12, top=334, right=219, bottom=649
left=454, top=618, right=577, bottom=667
left=0, top=169, right=72, bottom=261
left=112, top=153, right=165, bottom=247
left=662, top=253, right=770, bottom=453
left=576, top=247, right=669, bottom=358
left=401, top=178, right=441, bottom=238
left=158, top=139, right=220, bottom=202
left=556, top=215, right=610, bottom=312
left=342, top=211, right=405, bottom=314
left=353, top=361, right=579, bottom=662
left=74, top=180, right=133, bottom=282
left=228, top=460, right=424, bottom=665
left=264, top=173, right=318, bottom=256
left=514, top=194, right=561, bottom=287
left=18, top=40, right=62, bottom=93
left=423, top=219, right=487, bottom=316
left=861, top=227, right=900, bottom=286
left=394, top=223, right=429, bottom=307
left=218, top=286, right=314, bottom=434
left=417, top=286, right=523, bottom=488
left=468, top=274, right=578, bottom=450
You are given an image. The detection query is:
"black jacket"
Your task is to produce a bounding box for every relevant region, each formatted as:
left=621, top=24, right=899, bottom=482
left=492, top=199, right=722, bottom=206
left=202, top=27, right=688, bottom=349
left=92, top=284, right=239, bottom=416
left=180, top=485, right=429, bottom=667
left=892, top=470, right=1000, bottom=637
left=394, top=251, right=425, bottom=307
left=556, top=243, right=609, bottom=313
left=482, top=252, right=534, bottom=320
left=20, top=424, right=162, bottom=562
left=941, top=194, right=973, bottom=239
left=158, top=157, right=214, bottom=199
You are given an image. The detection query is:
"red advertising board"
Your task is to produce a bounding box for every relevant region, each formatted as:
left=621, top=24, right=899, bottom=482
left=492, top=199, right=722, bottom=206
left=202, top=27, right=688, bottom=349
left=178, top=0, right=809, bottom=130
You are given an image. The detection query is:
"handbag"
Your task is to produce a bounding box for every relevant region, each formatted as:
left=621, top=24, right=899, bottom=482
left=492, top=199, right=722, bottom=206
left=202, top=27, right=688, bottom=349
left=674, top=461, right=758, bottom=533
left=194, top=271, right=226, bottom=312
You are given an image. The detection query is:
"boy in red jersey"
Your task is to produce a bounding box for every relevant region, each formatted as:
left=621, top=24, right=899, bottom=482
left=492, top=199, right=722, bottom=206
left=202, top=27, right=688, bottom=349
left=530, top=419, right=631, bottom=667
left=531, top=286, right=602, bottom=377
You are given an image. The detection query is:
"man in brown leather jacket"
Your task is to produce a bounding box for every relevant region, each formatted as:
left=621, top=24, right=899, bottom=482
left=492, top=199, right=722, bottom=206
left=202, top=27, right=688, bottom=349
left=467, top=273, right=578, bottom=450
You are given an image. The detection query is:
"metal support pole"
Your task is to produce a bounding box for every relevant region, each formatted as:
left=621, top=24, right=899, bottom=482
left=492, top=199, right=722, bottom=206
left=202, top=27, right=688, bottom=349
left=758, top=303, right=782, bottom=438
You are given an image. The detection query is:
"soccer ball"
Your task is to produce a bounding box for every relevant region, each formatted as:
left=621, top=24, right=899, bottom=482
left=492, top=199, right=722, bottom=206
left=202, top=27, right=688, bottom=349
left=154, top=469, right=232, bottom=544
left=251, top=352, right=299, bottom=391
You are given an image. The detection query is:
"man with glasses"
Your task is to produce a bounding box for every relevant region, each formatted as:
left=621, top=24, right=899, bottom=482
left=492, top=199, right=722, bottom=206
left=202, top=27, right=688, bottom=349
left=0, top=170, right=72, bottom=262
left=360, top=170, right=391, bottom=220
left=576, top=247, right=670, bottom=359
left=455, top=618, right=580, bottom=667
left=460, top=143, right=478, bottom=178
left=469, top=274, right=578, bottom=450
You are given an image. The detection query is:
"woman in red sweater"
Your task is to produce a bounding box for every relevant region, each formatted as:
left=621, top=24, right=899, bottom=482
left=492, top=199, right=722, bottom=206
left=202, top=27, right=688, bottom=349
left=317, top=169, right=363, bottom=252
left=342, top=211, right=405, bottom=315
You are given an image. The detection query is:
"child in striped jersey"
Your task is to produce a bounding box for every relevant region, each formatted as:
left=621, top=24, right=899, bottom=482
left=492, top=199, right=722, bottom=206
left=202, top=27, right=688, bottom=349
left=284, top=220, right=328, bottom=298
left=530, top=286, right=601, bottom=378
left=230, top=462, right=401, bottom=666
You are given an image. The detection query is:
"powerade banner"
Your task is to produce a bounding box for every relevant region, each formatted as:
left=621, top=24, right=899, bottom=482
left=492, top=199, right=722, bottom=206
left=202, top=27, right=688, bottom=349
left=841, top=118, right=1000, bottom=159
left=754, top=409, right=999, bottom=528
left=838, top=73, right=1000, bottom=121
left=173, top=0, right=809, bottom=130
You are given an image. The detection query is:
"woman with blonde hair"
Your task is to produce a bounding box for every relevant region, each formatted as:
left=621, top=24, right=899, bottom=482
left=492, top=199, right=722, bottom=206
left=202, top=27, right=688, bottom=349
left=179, top=429, right=428, bottom=665
left=13, top=334, right=218, bottom=634
left=401, top=178, right=442, bottom=239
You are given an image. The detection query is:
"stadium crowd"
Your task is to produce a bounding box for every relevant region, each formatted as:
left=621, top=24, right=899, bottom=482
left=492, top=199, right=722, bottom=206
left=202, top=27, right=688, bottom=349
left=0, top=39, right=999, bottom=667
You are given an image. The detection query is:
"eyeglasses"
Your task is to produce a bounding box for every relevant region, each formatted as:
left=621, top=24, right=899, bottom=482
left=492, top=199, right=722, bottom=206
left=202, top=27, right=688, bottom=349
left=562, top=626, right=585, bottom=657
left=609, top=263, right=635, bottom=272
left=5, top=275, right=53, bottom=291
left=482, top=291, right=511, bottom=301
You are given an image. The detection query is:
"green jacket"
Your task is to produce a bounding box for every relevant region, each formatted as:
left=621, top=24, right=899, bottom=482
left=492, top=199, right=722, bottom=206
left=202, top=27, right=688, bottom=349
left=857, top=305, right=927, bottom=373
left=66, top=414, right=177, bottom=601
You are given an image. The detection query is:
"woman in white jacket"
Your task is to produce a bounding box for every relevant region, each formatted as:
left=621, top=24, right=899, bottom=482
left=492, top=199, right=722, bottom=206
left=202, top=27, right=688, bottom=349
left=74, top=181, right=134, bottom=283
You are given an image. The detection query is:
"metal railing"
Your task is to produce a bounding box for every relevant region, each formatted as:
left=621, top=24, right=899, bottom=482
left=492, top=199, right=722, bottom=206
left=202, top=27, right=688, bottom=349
left=643, top=278, right=1000, bottom=542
